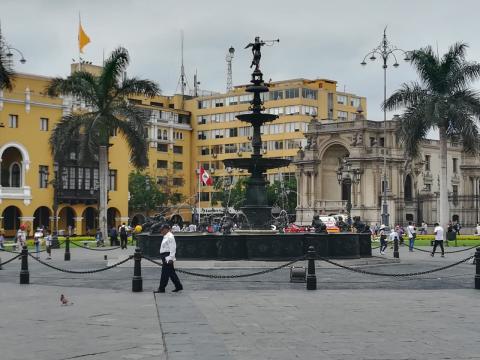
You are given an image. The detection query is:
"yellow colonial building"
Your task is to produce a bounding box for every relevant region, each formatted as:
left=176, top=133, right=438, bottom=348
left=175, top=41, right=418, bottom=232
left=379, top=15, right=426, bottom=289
left=0, top=63, right=367, bottom=233
left=185, top=78, right=367, bottom=216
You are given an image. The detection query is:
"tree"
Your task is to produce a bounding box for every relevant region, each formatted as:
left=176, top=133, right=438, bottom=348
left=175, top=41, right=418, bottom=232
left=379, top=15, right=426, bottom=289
left=384, top=42, right=480, bottom=228
left=48, top=47, right=160, bottom=238
left=128, top=171, right=185, bottom=216
left=0, top=30, right=14, bottom=90
left=128, top=171, right=168, bottom=216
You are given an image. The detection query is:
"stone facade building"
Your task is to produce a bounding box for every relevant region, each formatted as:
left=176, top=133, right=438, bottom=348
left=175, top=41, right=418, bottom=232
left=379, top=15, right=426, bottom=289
left=294, top=116, right=480, bottom=230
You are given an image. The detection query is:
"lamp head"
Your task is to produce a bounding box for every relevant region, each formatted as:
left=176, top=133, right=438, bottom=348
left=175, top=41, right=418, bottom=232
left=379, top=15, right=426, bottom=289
left=393, top=62, right=399, bottom=68
left=229, top=46, right=235, bottom=55
left=20, top=58, right=26, bottom=64
left=360, top=60, right=367, bottom=66
left=369, top=55, right=376, bottom=61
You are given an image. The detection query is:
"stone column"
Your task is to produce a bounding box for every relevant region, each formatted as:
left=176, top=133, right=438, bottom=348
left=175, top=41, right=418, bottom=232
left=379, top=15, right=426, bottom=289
left=73, top=217, right=83, bottom=236
left=310, top=172, right=316, bottom=208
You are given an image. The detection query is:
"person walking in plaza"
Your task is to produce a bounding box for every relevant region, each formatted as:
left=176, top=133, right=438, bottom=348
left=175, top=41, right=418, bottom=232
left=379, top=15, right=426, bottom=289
left=109, top=226, right=118, bottom=247
left=16, top=224, right=26, bottom=252
left=379, top=224, right=387, bottom=255
left=44, top=230, right=52, bottom=260
left=155, top=224, right=183, bottom=293
left=0, top=229, right=4, bottom=250
left=95, top=228, right=104, bottom=247
left=431, top=222, right=445, bottom=257
left=406, top=221, right=416, bottom=252
left=389, top=226, right=400, bottom=253
left=33, top=228, right=43, bottom=259
left=119, top=223, right=128, bottom=249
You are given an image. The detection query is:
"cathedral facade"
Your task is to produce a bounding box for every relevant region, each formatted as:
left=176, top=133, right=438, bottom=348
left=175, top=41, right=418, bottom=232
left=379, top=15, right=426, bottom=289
left=294, top=116, right=480, bottom=231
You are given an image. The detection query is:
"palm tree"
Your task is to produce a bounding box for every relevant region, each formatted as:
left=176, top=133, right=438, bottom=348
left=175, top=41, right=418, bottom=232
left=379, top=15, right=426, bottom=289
left=47, top=47, right=160, bottom=238
left=384, top=42, right=480, bottom=229
left=0, top=29, right=14, bottom=90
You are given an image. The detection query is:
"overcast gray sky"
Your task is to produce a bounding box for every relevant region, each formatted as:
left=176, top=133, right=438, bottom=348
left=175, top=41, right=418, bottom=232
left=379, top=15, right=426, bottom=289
left=2, top=0, right=480, bottom=120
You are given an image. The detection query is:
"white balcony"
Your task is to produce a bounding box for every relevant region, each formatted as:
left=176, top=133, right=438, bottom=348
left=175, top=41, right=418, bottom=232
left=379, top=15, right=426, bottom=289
left=0, top=186, right=32, bottom=205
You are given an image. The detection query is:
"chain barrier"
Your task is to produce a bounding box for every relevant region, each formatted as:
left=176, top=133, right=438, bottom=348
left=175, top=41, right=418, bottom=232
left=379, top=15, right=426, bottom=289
left=317, top=255, right=474, bottom=277
left=142, top=255, right=305, bottom=279
left=410, top=244, right=479, bottom=254
left=0, top=247, right=20, bottom=254
left=27, top=253, right=133, bottom=274
left=0, top=254, right=22, bottom=266
left=69, top=241, right=121, bottom=251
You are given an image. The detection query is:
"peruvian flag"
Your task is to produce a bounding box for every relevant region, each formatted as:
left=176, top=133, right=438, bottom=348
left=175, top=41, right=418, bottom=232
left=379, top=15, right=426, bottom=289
left=200, top=167, right=213, bottom=186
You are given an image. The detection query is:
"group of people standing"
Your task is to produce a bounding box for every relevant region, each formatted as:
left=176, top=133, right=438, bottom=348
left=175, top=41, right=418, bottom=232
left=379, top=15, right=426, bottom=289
left=108, top=223, right=130, bottom=249
left=377, top=222, right=446, bottom=257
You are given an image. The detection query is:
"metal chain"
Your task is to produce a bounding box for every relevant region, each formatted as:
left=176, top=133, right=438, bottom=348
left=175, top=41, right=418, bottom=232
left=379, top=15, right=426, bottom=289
left=411, top=244, right=478, bottom=254
left=70, top=241, right=121, bottom=251
left=142, top=255, right=306, bottom=279
left=27, top=253, right=133, bottom=274
left=1, top=248, right=20, bottom=254
left=318, top=255, right=474, bottom=277
left=0, top=254, right=22, bottom=266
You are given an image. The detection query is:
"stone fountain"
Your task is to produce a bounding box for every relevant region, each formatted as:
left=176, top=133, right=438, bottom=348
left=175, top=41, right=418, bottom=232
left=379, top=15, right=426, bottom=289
left=136, top=37, right=372, bottom=260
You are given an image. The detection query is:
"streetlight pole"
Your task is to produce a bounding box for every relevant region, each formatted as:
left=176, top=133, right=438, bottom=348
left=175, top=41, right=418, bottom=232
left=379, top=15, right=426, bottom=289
left=361, top=27, right=410, bottom=227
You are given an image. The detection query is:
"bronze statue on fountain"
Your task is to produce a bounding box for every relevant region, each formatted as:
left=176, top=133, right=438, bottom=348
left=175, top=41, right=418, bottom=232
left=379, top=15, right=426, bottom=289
left=223, top=36, right=287, bottom=229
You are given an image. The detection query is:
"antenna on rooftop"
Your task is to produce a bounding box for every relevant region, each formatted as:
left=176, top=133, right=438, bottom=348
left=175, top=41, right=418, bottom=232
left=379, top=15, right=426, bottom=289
left=175, top=30, right=190, bottom=108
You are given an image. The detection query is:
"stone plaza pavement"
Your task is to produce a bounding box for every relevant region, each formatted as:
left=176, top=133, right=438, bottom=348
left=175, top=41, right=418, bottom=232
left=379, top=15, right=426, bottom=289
left=0, top=245, right=479, bottom=359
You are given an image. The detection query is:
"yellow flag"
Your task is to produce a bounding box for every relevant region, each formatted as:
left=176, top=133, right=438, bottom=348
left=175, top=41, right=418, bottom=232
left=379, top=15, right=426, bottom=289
left=78, top=21, right=91, bottom=53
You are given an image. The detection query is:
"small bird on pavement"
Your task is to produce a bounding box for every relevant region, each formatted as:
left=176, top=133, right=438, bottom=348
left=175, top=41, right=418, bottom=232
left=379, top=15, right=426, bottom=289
left=60, top=294, right=73, bottom=306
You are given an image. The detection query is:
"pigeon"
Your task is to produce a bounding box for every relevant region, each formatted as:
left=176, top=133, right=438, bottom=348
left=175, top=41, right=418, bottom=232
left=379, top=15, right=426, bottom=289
left=60, top=294, right=73, bottom=306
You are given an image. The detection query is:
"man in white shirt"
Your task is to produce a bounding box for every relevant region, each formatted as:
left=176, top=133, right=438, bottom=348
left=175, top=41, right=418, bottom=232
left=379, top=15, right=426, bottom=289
left=406, top=222, right=416, bottom=252
left=431, top=222, right=445, bottom=257
left=155, top=224, right=183, bottom=293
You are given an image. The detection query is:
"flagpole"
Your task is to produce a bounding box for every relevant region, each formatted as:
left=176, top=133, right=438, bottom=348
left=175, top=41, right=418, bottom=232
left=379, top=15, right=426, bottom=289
left=78, top=12, right=82, bottom=71
left=198, top=166, right=201, bottom=226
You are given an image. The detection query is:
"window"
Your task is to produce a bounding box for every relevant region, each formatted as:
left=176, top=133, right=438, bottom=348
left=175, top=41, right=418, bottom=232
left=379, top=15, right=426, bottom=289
left=212, top=129, right=224, bottom=139
left=337, top=95, right=347, bottom=105
left=302, top=106, right=317, bottom=115
left=225, top=144, right=238, bottom=154
left=350, top=97, right=360, bottom=107
left=169, top=104, right=174, bottom=109
left=69, top=167, right=76, bottom=189
left=38, top=165, right=49, bottom=188
left=108, top=170, right=117, bottom=191
left=200, top=146, right=210, bottom=155
left=453, top=158, right=458, bottom=173
left=285, top=106, right=300, bottom=115
left=239, top=94, right=253, bottom=104
left=198, top=131, right=208, bottom=140
left=197, top=115, right=208, bottom=124
left=425, top=155, right=431, bottom=171
left=212, top=144, right=224, bottom=154
left=302, top=88, right=317, bottom=100
left=425, top=183, right=432, bottom=192
left=173, top=178, right=184, bottom=187
left=163, top=129, right=168, bottom=140
left=173, top=145, right=183, bottom=154
left=77, top=168, right=83, bottom=189
left=151, top=101, right=164, bottom=107
left=157, top=143, right=168, bottom=152
left=269, top=90, right=284, bottom=101
left=157, top=176, right=168, bottom=186
left=370, top=137, right=377, bottom=146
left=198, top=100, right=210, bottom=109
left=200, top=192, right=210, bottom=201
left=84, top=168, right=91, bottom=190
left=337, top=111, right=348, bottom=121
left=228, top=128, right=238, bottom=138
left=452, top=185, right=459, bottom=205
left=267, top=107, right=284, bottom=115
left=214, top=98, right=224, bottom=107
left=173, top=161, right=183, bottom=170
left=128, top=98, right=142, bottom=105
left=157, top=160, right=168, bottom=169
left=226, top=96, right=238, bottom=106
left=285, top=88, right=299, bottom=99
left=40, top=118, right=49, bottom=131
left=379, top=137, right=385, bottom=147
left=8, top=114, right=18, bottom=128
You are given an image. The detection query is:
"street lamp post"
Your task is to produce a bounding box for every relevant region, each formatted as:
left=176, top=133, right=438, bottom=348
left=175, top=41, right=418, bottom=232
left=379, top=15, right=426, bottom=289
left=361, top=27, right=410, bottom=227
left=336, top=158, right=362, bottom=224
left=0, top=30, right=27, bottom=65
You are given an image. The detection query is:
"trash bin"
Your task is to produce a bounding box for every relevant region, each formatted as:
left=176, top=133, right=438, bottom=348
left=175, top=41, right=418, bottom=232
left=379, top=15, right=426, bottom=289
left=447, top=231, right=457, bottom=241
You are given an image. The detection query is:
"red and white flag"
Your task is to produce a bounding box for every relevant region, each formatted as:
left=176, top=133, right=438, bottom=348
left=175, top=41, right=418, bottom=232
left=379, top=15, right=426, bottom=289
left=199, top=167, right=213, bottom=186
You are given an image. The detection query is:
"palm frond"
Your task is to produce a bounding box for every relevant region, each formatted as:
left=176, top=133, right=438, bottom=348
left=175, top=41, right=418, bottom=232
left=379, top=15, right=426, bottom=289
left=46, top=71, right=98, bottom=105
left=118, top=77, right=160, bottom=97
left=396, top=104, right=434, bottom=159
left=49, top=114, right=84, bottom=162
left=383, top=82, right=425, bottom=111
left=0, top=32, right=14, bottom=90
left=99, top=47, right=129, bottom=97
left=110, top=115, right=148, bottom=168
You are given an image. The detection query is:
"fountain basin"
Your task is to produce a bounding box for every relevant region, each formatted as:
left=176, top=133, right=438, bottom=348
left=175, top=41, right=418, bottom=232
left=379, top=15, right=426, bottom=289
left=137, top=232, right=372, bottom=260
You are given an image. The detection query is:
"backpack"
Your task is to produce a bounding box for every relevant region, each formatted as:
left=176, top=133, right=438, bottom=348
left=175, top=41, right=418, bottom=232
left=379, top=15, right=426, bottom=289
left=120, top=226, right=127, bottom=236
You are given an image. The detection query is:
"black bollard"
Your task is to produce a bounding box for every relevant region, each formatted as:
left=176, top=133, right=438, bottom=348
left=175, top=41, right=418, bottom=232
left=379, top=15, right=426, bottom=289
left=306, top=245, right=317, bottom=290
left=64, top=237, right=71, bottom=261
left=0, top=255, right=2, bottom=270
left=132, top=248, right=143, bottom=292
left=393, top=237, right=399, bottom=259
left=475, top=247, right=480, bottom=290
left=20, top=245, right=29, bottom=284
